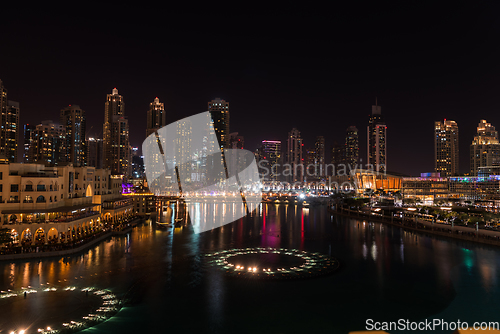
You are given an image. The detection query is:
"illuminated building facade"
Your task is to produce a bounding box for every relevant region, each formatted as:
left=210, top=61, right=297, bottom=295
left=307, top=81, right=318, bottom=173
left=314, top=136, right=325, bottom=176
left=208, top=98, right=230, bottom=149
left=260, top=140, right=281, bottom=181
left=470, top=119, right=500, bottom=176
left=131, top=147, right=145, bottom=179
left=367, top=103, right=387, bottom=172
left=60, top=105, right=86, bottom=167
left=103, top=88, right=131, bottom=176
left=25, top=120, right=67, bottom=166
left=0, top=163, right=134, bottom=243
left=0, top=80, right=19, bottom=163
left=23, top=124, right=36, bottom=163
left=435, top=119, right=459, bottom=177
left=305, top=148, right=317, bottom=178
left=401, top=173, right=449, bottom=205
left=353, top=169, right=402, bottom=193
left=87, top=137, right=103, bottom=169
left=124, top=182, right=155, bottom=217
left=3, top=100, right=19, bottom=163
left=345, top=126, right=359, bottom=169
left=146, top=97, right=166, bottom=138
left=286, top=128, right=303, bottom=183
left=449, top=176, right=500, bottom=204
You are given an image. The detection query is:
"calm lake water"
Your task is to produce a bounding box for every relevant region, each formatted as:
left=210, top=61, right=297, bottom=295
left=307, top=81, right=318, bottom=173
left=1, top=203, right=499, bottom=333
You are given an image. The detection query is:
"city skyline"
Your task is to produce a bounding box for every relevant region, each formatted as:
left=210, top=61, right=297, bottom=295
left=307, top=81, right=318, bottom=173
left=2, top=2, right=500, bottom=177
left=6, top=78, right=500, bottom=177
left=3, top=3, right=500, bottom=333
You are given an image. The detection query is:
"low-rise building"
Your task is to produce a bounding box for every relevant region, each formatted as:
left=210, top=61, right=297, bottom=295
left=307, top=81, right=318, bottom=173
left=401, top=173, right=449, bottom=205
left=0, top=163, right=133, bottom=245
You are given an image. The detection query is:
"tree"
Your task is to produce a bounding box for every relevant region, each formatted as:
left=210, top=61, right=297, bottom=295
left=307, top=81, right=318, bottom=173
left=468, top=216, right=481, bottom=226
left=457, top=213, right=469, bottom=224
left=0, top=228, right=13, bottom=244
left=403, top=198, right=416, bottom=206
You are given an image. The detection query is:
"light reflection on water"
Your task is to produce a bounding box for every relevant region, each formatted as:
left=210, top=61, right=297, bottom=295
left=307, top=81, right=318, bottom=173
left=0, top=203, right=499, bottom=333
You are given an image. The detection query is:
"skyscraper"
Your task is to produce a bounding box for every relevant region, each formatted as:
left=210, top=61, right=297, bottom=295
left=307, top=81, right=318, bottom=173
left=208, top=98, right=229, bottom=149
left=314, top=136, right=325, bottom=176
left=103, top=88, right=131, bottom=176
left=330, top=141, right=345, bottom=176
left=146, top=97, right=166, bottom=138
left=367, top=102, right=387, bottom=172
left=287, top=128, right=303, bottom=182
left=87, top=137, right=103, bottom=169
left=345, top=126, right=359, bottom=168
left=260, top=140, right=281, bottom=181
left=23, top=124, right=36, bottom=163
left=305, top=148, right=317, bottom=178
left=0, top=80, right=6, bottom=113
left=25, top=120, right=67, bottom=166
left=229, top=133, right=246, bottom=180
left=0, top=80, right=19, bottom=163
left=435, top=119, right=459, bottom=177
left=470, top=119, right=500, bottom=176
left=3, top=100, right=19, bottom=163
left=60, top=105, right=86, bottom=166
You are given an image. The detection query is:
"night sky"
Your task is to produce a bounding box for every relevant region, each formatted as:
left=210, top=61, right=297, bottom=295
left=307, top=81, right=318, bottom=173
left=1, top=2, right=500, bottom=176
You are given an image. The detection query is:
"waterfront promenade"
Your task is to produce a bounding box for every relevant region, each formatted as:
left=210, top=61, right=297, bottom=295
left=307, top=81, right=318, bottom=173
left=331, top=205, right=500, bottom=247
left=0, top=218, right=143, bottom=261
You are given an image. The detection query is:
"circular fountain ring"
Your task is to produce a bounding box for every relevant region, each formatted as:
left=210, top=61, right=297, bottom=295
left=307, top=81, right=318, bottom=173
left=204, top=247, right=339, bottom=280
left=0, top=286, right=121, bottom=333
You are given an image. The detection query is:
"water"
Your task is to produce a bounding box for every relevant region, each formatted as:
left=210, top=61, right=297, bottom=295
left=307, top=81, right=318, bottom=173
left=1, top=203, right=499, bottom=333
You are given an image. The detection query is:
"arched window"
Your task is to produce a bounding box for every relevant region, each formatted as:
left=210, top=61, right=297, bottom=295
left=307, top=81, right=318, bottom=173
left=36, top=195, right=46, bottom=203
left=37, top=182, right=46, bottom=192
left=25, top=181, right=33, bottom=192
left=24, top=195, right=33, bottom=203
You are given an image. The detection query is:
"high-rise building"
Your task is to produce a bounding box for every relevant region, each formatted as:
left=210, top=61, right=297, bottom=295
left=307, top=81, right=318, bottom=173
left=367, top=102, right=387, bottom=172
left=146, top=97, right=166, bottom=138
left=87, top=137, right=103, bottom=169
left=25, top=120, right=67, bottom=166
left=229, top=133, right=244, bottom=149
left=23, top=124, right=36, bottom=163
left=0, top=80, right=19, bottom=163
left=314, top=136, right=325, bottom=177
left=103, top=88, right=131, bottom=176
left=60, top=105, right=86, bottom=166
left=435, top=119, right=459, bottom=177
left=330, top=141, right=345, bottom=176
left=345, top=126, right=359, bottom=168
left=131, top=147, right=145, bottom=178
left=287, top=128, right=303, bottom=182
left=0, top=80, right=6, bottom=114
left=305, top=148, right=317, bottom=178
left=470, top=119, right=500, bottom=176
left=3, top=100, right=19, bottom=163
left=208, top=98, right=229, bottom=149
left=260, top=140, right=281, bottom=181
left=228, top=133, right=246, bottom=179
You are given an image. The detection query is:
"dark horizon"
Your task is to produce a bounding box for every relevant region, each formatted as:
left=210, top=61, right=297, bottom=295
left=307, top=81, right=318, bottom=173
left=2, top=2, right=500, bottom=176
